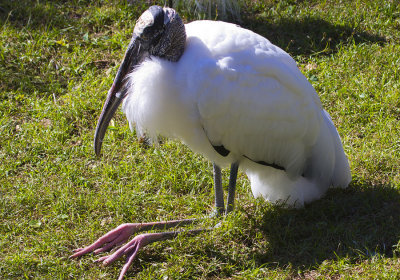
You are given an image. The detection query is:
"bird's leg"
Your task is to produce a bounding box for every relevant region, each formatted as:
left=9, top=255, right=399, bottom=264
left=70, top=219, right=196, bottom=258
left=226, top=162, right=239, bottom=214
left=213, top=163, right=225, bottom=216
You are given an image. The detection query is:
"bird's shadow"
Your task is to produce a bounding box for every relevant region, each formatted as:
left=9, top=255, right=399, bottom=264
left=119, top=181, right=400, bottom=278
left=240, top=15, right=386, bottom=56
left=236, top=181, right=400, bottom=270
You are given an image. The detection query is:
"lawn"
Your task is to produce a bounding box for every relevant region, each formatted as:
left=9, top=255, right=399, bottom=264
left=1, top=0, right=400, bottom=279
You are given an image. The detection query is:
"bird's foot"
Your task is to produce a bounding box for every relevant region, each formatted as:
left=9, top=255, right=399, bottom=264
left=71, top=221, right=206, bottom=279
left=70, top=223, right=141, bottom=258
left=70, top=219, right=199, bottom=279
left=94, top=232, right=174, bottom=280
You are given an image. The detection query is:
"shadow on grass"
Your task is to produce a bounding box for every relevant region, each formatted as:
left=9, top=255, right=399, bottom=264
left=0, top=0, right=144, bottom=30
left=0, top=0, right=77, bottom=30
left=1, top=1, right=387, bottom=56
left=254, top=182, right=400, bottom=269
left=241, top=16, right=387, bottom=56
left=117, top=182, right=400, bottom=278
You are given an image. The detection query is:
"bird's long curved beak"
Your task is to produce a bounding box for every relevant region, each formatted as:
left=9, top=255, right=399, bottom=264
left=94, top=36, right=144, bottom=156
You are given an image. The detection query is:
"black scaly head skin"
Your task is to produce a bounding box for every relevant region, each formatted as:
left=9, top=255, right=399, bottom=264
left=133, top=6, right=165, bottom=49
left=134, top=6, right=186, bottom=62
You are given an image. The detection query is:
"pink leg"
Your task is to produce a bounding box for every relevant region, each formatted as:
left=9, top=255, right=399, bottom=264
left=70, top=219, right=196, bottom=258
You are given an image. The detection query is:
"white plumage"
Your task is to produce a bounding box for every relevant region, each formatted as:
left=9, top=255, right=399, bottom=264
left=122, top=20, right=351, bottom=206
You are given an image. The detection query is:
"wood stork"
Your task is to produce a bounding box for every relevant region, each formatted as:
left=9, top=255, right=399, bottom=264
left=71, top=5, right=351, bottom=279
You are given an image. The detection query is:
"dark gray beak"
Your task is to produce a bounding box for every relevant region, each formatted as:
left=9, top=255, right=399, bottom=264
left=94, top=36, right=144, bottom=156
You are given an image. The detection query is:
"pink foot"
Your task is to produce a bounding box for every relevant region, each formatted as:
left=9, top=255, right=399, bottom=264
left=70, top=223, right=141, bottom=258
left=70, top=219, right=199, bottom=279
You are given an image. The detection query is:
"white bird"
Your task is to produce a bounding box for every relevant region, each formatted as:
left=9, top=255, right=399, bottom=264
left=71, top=5, right=351, bottom=279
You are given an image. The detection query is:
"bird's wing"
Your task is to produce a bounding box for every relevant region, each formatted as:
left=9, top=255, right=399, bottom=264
left=182, top=21, right=324, bottom=177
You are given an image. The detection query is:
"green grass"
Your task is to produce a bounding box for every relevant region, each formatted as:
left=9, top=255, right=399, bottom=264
left=1, top=0, right=400, bottom=279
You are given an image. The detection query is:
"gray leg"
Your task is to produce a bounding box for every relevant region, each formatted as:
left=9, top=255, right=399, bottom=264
left=226, top=162, right=239, bottom=214
left=213, top=163, right=224, bottom=216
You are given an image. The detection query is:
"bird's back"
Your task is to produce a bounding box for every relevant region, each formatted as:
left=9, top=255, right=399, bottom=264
left=181, top=21, right=323, bottom=174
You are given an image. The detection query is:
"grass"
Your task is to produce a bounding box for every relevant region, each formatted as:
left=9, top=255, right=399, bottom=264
left=1, top=0, right=400, bottom=279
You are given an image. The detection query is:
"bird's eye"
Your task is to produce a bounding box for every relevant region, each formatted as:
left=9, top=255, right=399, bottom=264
left=141, top=26, right=153, bottom=39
